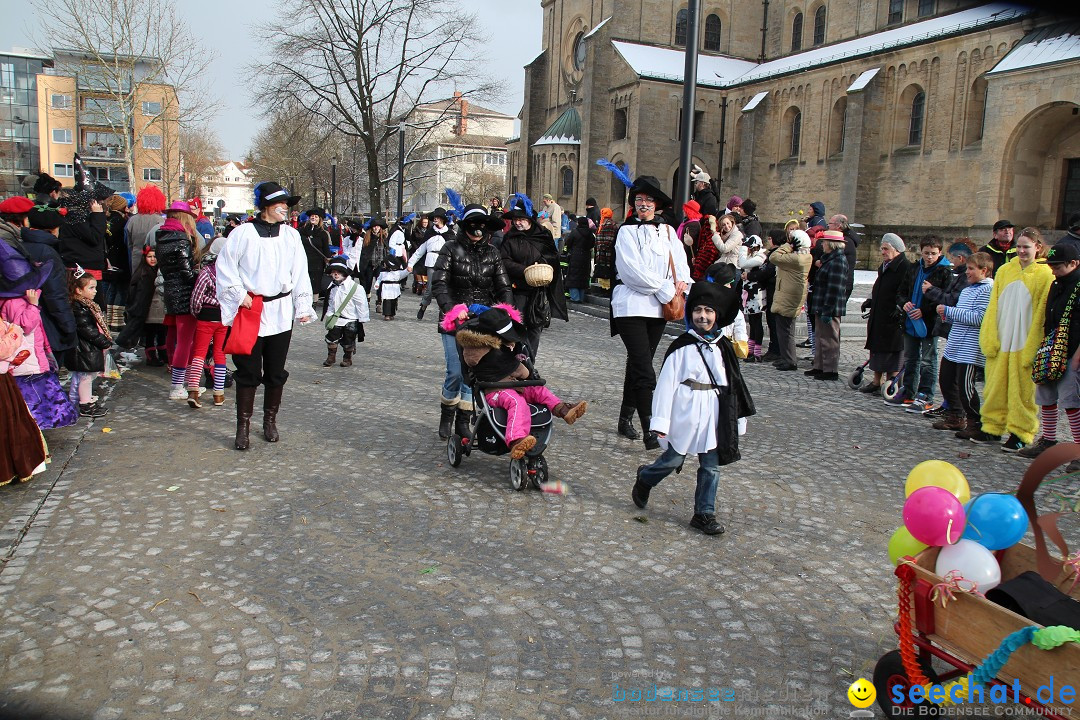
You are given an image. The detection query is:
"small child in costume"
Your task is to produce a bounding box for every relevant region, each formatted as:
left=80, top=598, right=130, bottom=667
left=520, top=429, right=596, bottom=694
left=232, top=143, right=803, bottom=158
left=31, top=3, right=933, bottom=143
left=322, top=256, right=369, bottom=368
left=374, top=253, right=409, bottom=321
left=631, top=281, right=756, bottom=535
left=65, top=271, right=113, bottom=418
left=185, top=238, right=228, bottom=408
left=444, top=303, right=587, bottom=459
left=115, top=246, right=167, bottom=365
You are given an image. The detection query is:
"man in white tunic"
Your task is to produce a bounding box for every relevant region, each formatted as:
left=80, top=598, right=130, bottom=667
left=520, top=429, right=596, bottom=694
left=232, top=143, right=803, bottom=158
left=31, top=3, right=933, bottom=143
left=630, top=281, right=755, bottom=535
left=216, top=182, right=316, bottom=450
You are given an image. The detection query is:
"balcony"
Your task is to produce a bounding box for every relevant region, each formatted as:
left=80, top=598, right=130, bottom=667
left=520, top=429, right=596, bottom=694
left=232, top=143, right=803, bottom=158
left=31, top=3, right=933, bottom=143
left=81, top=142, right=126, bottom=161
left=79, top=109, right=126, bottom=128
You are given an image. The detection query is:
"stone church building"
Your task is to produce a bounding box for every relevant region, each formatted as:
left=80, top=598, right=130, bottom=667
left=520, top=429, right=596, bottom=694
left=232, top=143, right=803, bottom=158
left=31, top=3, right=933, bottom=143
left=507, top=0, right=1080, bottom=240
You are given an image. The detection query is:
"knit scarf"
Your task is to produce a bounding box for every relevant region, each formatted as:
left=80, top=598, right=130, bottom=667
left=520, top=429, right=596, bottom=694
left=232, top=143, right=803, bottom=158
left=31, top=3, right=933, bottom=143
left=76, top=296, right=111, bottom=341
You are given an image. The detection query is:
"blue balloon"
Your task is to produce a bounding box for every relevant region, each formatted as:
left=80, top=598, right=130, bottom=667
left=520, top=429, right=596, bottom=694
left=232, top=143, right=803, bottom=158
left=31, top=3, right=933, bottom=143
left=961, top=493, right=1027, bottom=551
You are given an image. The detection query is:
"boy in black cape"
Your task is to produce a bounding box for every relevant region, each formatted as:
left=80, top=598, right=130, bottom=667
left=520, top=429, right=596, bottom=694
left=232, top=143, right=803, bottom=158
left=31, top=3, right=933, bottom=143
left=631, top=280, right=756, bottom=535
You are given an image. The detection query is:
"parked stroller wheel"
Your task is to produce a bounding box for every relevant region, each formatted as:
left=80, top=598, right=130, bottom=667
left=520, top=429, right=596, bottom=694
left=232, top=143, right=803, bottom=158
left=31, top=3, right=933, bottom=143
left=872, top=649, right=940, bottom=717
left=846, top=366, right=865, bottom=391
left=509, top=458, right=528, bottom=491
left=883, top=377, right=902, bottom=400
left=529, top=455, right=549, bottom=488
left=447, top=435, right=462, bottom=468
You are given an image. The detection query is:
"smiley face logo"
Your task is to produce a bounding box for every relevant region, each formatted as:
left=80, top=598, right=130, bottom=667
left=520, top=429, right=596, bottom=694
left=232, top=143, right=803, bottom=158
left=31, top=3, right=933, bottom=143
left=847, top=678, right=876, bottom=708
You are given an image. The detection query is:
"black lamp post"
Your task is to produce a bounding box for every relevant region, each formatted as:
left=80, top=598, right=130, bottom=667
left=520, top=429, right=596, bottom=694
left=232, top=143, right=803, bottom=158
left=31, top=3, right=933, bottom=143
left=331, top=155, right=338, bottom=219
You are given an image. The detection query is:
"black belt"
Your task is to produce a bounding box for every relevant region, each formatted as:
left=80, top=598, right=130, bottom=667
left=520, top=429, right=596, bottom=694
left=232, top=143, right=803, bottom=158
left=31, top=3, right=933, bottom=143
left=681, top=379, right=720, bottom=391
left=264, top=291, right=290, bottom=302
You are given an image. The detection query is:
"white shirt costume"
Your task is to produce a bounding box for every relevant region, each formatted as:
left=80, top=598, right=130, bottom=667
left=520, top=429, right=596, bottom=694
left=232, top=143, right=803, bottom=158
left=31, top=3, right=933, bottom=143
left=612, top=221, right=691, bottom=318
left=375, top=268, right=409, bottom=300
left=216, top=221, right=315, bottom=336
left=325, top=276, right=370, bottom=325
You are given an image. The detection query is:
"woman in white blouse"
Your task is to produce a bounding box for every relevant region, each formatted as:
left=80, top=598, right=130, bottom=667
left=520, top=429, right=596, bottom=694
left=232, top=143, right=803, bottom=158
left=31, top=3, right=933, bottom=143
left=216, top=182, right=316, bottom=451
left=611, top=176, right=691, bottom=450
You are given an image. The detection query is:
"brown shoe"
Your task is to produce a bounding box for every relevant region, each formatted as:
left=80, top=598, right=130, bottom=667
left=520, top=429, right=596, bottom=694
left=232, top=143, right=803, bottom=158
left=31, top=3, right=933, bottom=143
left=553, top=401, right=588, bottom=425
left=186, top=389, right=202, bottom=409
left=323, top=345, right=338, bottom=367
left=932, top=411, right=964, bottom=431
left=508, top=435, right=537, bottom=459
left=213, top=392, right=225, bottom=406
left=954, top=417, right=980, bottom=440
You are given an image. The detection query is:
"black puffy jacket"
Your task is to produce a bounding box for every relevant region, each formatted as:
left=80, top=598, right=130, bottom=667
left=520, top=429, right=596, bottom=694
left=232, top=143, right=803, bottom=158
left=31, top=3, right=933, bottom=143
left=431, top=233, right=513, bottom=327
left=155, top=229, right=197, bottom=315
left=65, top=300, right=112, bottom=372
left=59, top=212, right=107, bottom=270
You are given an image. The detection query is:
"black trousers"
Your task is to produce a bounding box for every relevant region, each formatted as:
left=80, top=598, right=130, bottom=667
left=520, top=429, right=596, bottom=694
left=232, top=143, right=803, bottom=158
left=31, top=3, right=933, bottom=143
left=382, top=298, right=398, bottom=317
left=325, top=321, right=362, bottom=350
left=939, top=358, right=981, bottom=420
left=231, top=329, right=292, bottom=388
left=143, top=323, right=166, bottom=350
left=747, top=312, right=764, bottom=344
left=765, top=309, right=777, bottom=353
left=615, top=316, right=667, bottom=428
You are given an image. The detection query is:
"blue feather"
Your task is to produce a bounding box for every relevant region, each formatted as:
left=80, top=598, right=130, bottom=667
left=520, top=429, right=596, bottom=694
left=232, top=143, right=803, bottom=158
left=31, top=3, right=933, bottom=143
left=401, top=212, right=417, bottom=224
left=253, top=183, right=264, bottom=208
left=596, top=158, right=634, bottom=189
left=511, top=192, right=533, bottom=217
left=445, top=188, right=465, bottom=217
left=362, top=218, right=372, bottom=230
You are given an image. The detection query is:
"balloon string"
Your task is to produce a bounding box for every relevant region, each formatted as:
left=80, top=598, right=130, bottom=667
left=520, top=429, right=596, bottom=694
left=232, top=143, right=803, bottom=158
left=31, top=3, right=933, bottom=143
left=928, top=570, right=983, bottom=609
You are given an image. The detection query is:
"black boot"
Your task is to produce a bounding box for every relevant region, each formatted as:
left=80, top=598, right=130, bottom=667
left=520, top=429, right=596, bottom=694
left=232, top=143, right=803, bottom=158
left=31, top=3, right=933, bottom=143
left=642, top=416, right=661, bottom=450
left=263, top=385, right=283, bottom=442
left=234, top=385, right=256, bottom=450
left=439, top=404, right=456, bottom=439
left=454, top=408, right=472, bottom=438
left=617, top=405, right=639, bottom=440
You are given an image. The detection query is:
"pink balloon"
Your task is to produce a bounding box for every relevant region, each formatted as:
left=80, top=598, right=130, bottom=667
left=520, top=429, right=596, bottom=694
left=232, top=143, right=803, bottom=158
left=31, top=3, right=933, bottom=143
left=902, top=486, right=966, bottom=546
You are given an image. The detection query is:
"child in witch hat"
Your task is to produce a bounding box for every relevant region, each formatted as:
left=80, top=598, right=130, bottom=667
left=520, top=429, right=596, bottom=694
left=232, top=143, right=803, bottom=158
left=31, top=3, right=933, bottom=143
left=631, top=280, right=756, bottom=535
left=448, top=304, right=587, bottom=459
left=322, top=256, right=369, bottom=367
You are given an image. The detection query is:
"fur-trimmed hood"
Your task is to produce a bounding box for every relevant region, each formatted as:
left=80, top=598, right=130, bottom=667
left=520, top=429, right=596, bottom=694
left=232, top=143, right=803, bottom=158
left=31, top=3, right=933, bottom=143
left=456, top=327, right=504, bottom=350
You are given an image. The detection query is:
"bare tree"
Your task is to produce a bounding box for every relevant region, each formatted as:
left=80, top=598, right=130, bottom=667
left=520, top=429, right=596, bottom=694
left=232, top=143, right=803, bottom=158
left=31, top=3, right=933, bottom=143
left=179, top=125, right=226, bottom=198
left=461, top=168, right=508, bottom=208
left=251, top=0, right=501, bottom=216
left=30, top=0, right=215, bottom=193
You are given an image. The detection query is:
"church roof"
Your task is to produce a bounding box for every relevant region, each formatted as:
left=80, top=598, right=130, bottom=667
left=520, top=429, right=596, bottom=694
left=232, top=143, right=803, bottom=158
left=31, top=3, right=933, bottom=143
left=987, top=20, right=1080, bottom=75
left=611, top=3, right=1030, bottom=90
left=533, top=107, right=582, bottom=146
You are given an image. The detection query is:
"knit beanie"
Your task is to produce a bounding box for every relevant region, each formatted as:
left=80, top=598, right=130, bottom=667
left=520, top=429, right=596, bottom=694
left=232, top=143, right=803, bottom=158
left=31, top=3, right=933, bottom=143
left=881, top=233, right=906, bottom=253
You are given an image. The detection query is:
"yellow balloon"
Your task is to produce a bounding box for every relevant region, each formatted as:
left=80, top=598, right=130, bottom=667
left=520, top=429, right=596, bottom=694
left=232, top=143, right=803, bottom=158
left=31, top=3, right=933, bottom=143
left=904, top=460, right=970, bottom=503
left=888, top=526, right=929, bottom=565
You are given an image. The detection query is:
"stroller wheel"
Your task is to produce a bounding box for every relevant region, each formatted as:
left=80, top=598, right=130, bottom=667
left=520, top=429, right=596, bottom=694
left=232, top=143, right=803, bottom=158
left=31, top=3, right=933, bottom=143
left=846, top=367, right=865, bottom=391
left=509, top=458, right=528, bottom=491
left=882, top=377, right=902, bottom=400
left=447, top=435, right=462, bottom=468
left=529, top=455, right=549, bottom=488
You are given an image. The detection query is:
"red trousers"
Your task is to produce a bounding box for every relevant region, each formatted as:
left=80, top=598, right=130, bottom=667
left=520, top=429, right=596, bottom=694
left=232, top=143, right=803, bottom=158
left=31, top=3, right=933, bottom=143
left=185, top=320, right=227, bottom=390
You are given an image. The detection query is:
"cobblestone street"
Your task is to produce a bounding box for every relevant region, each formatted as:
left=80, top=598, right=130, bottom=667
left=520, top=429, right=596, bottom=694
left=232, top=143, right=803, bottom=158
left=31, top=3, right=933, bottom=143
left=0, top=292, right=1024, bottom=720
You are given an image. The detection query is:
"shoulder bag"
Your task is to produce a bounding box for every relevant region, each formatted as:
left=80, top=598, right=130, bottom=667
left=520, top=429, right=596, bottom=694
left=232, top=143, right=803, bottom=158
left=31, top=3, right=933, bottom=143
left=1032, top=281, right=1080, bottom=384
left=662, top=251, right=685, bottom=321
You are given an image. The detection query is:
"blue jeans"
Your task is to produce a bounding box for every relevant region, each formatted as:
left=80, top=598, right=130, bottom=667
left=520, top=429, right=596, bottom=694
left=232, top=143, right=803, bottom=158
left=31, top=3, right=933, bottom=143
left=419, top=270, right=435, bottom=309
left=440, top=331, right=472, bottom=409
left=568, top=287, right=584, bottom=302
left=903, top=334, right=939, bottom=400
left=638, top=446, right=721, bottom=515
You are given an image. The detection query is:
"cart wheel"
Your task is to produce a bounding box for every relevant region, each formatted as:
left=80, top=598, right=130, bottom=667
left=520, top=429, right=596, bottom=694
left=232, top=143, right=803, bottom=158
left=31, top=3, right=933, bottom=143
left=447, top=435, right=462, bottom=468
left=882, top=377, right=902, bottom=400
left=529, top=455, right=549, bottom=488
left=873, top=650, right=940, bottom=717
left=509, top=458, right=527, bottom=491
left=846, top=366, right=865, bottom=391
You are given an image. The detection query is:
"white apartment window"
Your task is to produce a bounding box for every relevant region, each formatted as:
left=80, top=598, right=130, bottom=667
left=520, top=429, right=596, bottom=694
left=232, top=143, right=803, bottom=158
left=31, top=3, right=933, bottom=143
left=52, top=128, right=72, bottom=144
left=53, top=163, right=74, bottom=177
left=51, top=93, right=72, bottom=110
left=142, top=134, right=162, bottom=149
left=142, top=101, right=162, bottom=115
left=143, top=167, right=162, bottom=181
left=0, top=63, right=14, bottom=89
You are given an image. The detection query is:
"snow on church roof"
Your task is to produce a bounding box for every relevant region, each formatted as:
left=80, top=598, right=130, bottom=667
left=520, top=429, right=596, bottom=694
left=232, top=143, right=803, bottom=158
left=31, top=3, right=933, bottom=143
left=988, top=20, right=1080, bottom=75
left=611, top=41, right=757, bottom=88
left=611, top=3, right=1029, bottom=89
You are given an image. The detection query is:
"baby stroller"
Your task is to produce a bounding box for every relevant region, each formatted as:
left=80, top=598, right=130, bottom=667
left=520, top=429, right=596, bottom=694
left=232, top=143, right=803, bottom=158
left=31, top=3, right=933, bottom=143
left=443, top=313, right=557, bottom=492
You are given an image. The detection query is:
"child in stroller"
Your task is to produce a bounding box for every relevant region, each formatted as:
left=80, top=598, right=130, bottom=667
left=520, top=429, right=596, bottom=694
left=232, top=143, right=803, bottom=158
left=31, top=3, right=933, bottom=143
left=444, top=303, right=587, bottom=459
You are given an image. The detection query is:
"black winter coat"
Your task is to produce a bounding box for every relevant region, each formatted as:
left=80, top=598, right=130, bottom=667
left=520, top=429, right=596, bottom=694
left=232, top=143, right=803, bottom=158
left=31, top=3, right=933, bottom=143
left=155, top=229, right=197, bottom=316
left=864, top=254, right=909, bottom=354
left=693, top=187, right=720, bottom=218
left=19, top=227, right=77, bottom=353
left=104, top=213, right=132, bottom=285
left=300, top=224, right=331, bottom=274
left=114, top=262, right=159, bottom=349
left=431, top=234, right=514, bottom=326
left=500, top=224, right=568, bottom=325
left=561, top=225, right=595, bottom=289
left=923, top=265, right=970, bottom=338
left=739, top=214, right=763, bottom=241
left=59, top=212, right=107, bottom=270
left=66, top=300, right=111, bottom=372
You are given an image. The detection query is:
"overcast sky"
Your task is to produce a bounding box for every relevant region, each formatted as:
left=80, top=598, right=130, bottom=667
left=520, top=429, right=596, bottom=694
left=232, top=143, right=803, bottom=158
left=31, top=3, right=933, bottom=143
left=1, top=0, right=543, bottom=159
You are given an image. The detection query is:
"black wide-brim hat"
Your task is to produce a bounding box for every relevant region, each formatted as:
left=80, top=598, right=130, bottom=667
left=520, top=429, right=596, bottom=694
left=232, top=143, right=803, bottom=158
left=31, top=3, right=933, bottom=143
left=306, top=207, right=326, bottom=218
left=428, top=207, right=448, bottom=221
left=325, top=257, right=353, bottom=276
left=469, top=306, right=527, bottom=345
left=459, top=204, right=504, bottom=232
left=627, top=176, right=672, bottom=209
left=369, top=216, right=388, bottom=229
left=254, top=182, right=301, bottom=209
left=686, top=280, right=739, bottom=329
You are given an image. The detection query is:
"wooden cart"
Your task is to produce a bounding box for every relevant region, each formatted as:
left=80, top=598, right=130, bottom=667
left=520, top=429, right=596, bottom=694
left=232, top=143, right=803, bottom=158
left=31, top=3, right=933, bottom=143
left=875, top=444, right=1080, bottom=717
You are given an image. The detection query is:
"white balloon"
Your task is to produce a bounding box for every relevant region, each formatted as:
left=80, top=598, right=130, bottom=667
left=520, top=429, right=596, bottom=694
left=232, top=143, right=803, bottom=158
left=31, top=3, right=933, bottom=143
left=935, top=539, right=1001, bottom=591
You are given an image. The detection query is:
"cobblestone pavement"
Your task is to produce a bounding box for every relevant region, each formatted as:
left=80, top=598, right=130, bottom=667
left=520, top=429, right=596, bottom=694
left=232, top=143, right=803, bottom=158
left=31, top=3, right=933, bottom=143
left=0, top=292, right=1027, bottom=720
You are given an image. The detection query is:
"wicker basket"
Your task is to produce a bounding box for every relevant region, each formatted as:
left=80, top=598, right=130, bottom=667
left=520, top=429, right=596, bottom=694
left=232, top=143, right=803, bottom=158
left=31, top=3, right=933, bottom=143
left=523, top=263, right=553, bottom=287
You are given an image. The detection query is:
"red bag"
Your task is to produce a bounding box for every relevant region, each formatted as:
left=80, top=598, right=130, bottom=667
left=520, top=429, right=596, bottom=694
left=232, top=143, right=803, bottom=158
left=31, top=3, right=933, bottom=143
left=223, top=294, right=263, bottom=356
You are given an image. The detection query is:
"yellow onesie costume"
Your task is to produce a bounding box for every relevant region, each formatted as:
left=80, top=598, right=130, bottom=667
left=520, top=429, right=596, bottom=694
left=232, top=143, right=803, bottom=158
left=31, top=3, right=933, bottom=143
left=979, top=257, right=1054, bottom=443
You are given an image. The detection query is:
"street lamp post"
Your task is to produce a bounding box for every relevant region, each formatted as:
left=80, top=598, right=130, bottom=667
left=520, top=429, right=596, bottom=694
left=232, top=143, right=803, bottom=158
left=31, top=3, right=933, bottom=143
left=677, top=0, right=702, bottom=220
left=396, top=121, right=406, bottom=219
left=331, top=155, right=338, bottom=219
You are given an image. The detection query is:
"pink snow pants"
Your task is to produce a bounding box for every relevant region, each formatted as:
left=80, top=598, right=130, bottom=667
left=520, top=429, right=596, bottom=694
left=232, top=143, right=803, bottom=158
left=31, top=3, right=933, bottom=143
left=485, top=386, right=561, bottom=444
